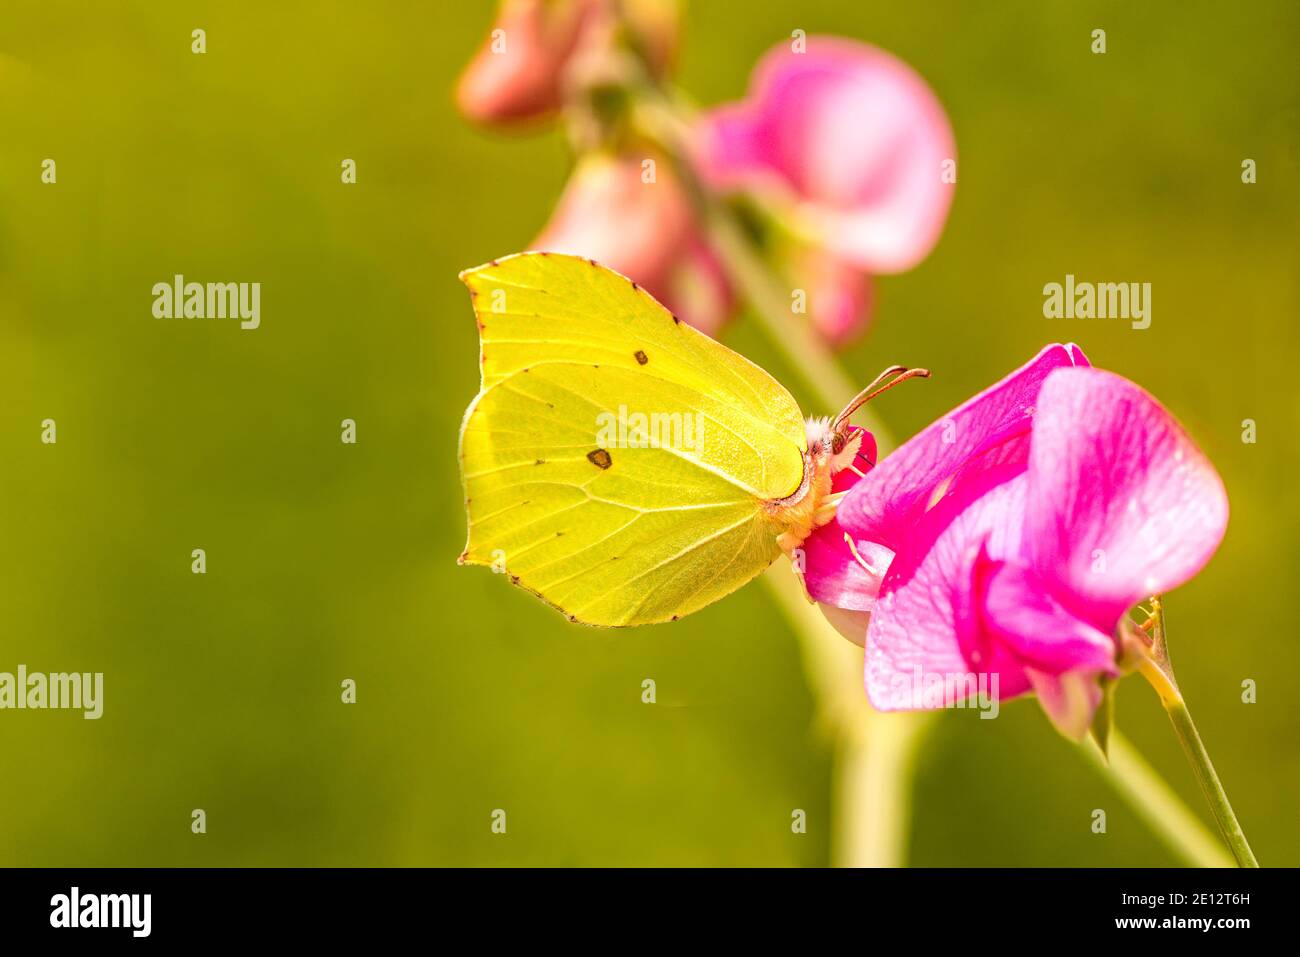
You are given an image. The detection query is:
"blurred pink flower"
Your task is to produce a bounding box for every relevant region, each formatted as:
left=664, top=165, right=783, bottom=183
left=532, top=153, right=733, bottom=335
left=697, top=37, right=956, bottom=272
left=788, top=248, right=874, bottom=346
left=457, top=0, right=678, bottom=125
left=808, top=345, right=1230, bottom=738
left=695, top=37, right=956, bottom=343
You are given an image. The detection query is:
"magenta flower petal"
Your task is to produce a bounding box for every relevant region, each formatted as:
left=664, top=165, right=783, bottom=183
left=804, top=530, right=891, bottom=613
left=839, top=343, right=1089, bottom=552
left=696, top=37, right=956, bottom=273
left=832, top=347, right=1223, bottom=739
left=864, top=475, right=1034, bottom=710
left=975, top=552, right=1118, bottom=678
left=1025, top=368, right=1230, bottom=632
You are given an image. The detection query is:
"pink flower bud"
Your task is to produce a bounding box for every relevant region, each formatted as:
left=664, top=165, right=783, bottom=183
left=532, top=153, right=733, bottom=335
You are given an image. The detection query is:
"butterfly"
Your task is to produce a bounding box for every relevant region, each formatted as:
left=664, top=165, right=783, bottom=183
left=457, top=252, right=926, bottom=626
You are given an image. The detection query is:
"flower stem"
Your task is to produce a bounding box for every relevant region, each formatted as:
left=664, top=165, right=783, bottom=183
left=1134, top=600, right=1258, bottom=867
left=633, top=74, right=921, bottom=868
left=1081, top=731, right=1233, bottom=867
left=698, top=206, right=860, bottom=413
left=835, top=707, right=933, bottom=867
left=1163, top=699, right=1259, bottom=867
left=630, top=88, right=879, bottom=425
left=762, top=566, right=931, bottom=866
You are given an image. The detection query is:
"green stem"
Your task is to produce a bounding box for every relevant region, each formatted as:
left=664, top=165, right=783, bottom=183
left=762, top=566, right=930, bottom=866
left=699, top=207, right=859, bottom=413
left=1164, top=699, right=1259, bottom=867
left=1081, top=731, right=1234, bottom=868
left=631, top=88, right=879, bottom=425
left=637, top=86, right=928, bottom=867
left=1134, top=600, right=1258, bottom=867
left=836, top=708, right=933, bottom=867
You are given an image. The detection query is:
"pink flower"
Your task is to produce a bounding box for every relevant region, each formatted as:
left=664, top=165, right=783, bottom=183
left=532, top=152, right=733, bottom=335
left=457, top=0, right=678, bottom=125
left=786, top=248, right=875, bottom=347
left=697, top=37, right=955, bottom=273
left=695, top=37, right=955, bottom=342
left=807, top=344, right=1229, bottom=738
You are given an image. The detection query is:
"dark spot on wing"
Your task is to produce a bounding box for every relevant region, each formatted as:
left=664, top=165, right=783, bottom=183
left=510, top=575, right=520, bottom=584
left=671, top=615, right=679, bottom=622
left=672, top=315, right=681, bottom=324
left=586, top=448, right=612, bottom=470
left=535, top=459, right=545, bottom=465
left=634, top=350, right=648, bottom=365
left=631, top=281, right=639, bottom=291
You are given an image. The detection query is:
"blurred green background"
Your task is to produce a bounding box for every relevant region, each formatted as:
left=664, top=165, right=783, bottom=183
left=1, top=0, right=1296, bottom=866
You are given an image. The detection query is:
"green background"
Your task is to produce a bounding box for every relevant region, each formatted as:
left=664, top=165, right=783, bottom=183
left=1, top=0, right=1296, bottom=866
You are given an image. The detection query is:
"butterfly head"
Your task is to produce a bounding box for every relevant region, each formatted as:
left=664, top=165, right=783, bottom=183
left=808, top=366, right=931, bottom=477
left=804, top=417, right=865, bottom=475
left=773, top=366, right=930, bottom=557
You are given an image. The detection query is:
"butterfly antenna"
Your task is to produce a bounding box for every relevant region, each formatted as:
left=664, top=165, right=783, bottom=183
left=832, top=366, right=931, bottom=433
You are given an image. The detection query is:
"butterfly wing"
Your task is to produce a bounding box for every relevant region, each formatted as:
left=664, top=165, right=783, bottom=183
left=459, top=252, right=808, bottom=625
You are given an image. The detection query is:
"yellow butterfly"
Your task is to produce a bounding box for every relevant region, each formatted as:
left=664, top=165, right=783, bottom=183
left=458, top=252, right=923, bottom=626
